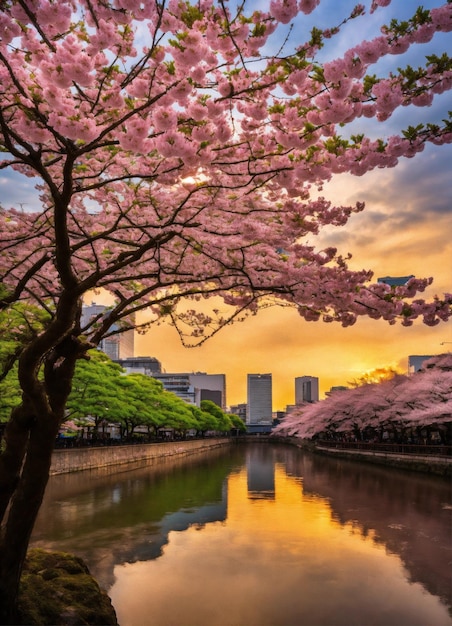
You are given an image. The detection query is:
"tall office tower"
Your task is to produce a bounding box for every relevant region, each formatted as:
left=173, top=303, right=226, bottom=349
left=247, top=374, right=272, bottom=426
left=295, top=376, right=319, bottom=404
left=81, top=303, right=135, bottom=360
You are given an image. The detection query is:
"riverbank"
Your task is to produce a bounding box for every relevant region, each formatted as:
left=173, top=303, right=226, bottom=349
left=50, top=438, right=232, bottom=475
left=51, top=436, right=452, bottom=477
left=268, top=436, right=452, bottom=477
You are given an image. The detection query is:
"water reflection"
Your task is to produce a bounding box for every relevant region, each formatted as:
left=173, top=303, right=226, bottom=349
left=31, top=444, right=452, bottom=626
left=246, top=445, right=275, bottom=500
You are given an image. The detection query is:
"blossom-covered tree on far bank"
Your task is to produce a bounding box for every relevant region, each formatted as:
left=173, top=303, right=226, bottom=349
left=273, top=354, right=452, bottom=442
left=1, top=1, right=452, bottom=622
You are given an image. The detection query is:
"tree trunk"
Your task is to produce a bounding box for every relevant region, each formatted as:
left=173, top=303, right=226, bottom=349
left=0, top=408, right=59, bottom=624
left=0, top=402, right=33, bottom=521
left=0, top=312, right=81, bottom=624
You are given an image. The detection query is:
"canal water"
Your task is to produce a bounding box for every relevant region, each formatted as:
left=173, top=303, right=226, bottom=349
left=31, top=443, right=452, bottom=626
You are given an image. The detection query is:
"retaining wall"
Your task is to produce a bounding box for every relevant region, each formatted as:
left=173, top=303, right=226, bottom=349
left=50, top=438, right=231, bottom=475
left=313, top=445, right=452, bottom=476
left=269, top=436, right=452, bottom=476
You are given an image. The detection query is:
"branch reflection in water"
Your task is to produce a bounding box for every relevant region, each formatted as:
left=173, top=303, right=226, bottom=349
left=31, top=444, right=452, bottom=626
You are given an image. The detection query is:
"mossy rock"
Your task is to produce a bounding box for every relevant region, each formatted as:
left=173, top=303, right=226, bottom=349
left=17, top=549, right=118, bottom=625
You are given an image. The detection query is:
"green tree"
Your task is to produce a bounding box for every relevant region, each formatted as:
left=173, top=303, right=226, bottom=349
left=67, top=350, right=125, bottom=438
left=114, top=374, right=172, bottom=439
left=229, top=413, right=247, bottom=434
left=0, top=295, right=49, bottom=424
left=189, top=405, right=217, bottom=437
left=200, top=400, right=233, bottom=434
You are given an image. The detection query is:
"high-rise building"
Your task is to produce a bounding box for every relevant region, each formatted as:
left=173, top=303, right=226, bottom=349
left=247, top=374, right=272, bottom=427
left=81, top=303, right=135, bottom=359
left=295, top=376, right=319, bottom=404
left=151, top=372, right=226, bottom=408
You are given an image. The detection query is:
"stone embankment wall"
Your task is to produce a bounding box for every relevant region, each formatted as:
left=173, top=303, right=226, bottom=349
left=268, top=436, right=452, bottom=476
left=313, top=445, right=452, bottom=476
left=50, top=438, right=231, bottom=475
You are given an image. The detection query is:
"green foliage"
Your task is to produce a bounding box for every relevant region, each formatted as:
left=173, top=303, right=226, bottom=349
left=0, top=293, right=51, bottom=422
left=0, top=368, right=20, bottom=423
left=229, top=413, right=246, bottom=432
left=67, top=350, right=125, bottom=430
left=200, top=400, right=233, bottom=432
left=65, top=351, right=235, bottom=437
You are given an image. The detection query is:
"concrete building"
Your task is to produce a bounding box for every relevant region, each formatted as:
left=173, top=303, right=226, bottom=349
left=81, top=303, right=135, bottom=360
left=409, top=355, right=433, bottom=373
left=152, top=372, right=226, bottom=408
left=295, top=376, right=319, bottom=404
left=152, top=373, right=196, bottom=404
left=230, top=403, right=247, bottom=423
left=115, top=356, right=162, bottom=375
left=326, top=385, right=348, bottom=396
left=189, top=373, right=226, bottom=410
left=377, top=275, right=414, bottom=286
left=247, top=374, right=272, bottom=431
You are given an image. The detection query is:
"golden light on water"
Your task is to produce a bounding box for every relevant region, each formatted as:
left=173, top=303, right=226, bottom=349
left=110, top=462, right=450, bottom=626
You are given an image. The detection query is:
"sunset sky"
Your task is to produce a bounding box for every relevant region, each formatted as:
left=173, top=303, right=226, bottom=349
left=1, top=1, right=451, bottom=409
left=136, top=1, right=452, bottom=408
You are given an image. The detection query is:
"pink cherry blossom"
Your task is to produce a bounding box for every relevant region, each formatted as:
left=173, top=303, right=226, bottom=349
left=1, top=5, right=452, bottom=606
left=270, top=0, right=298, bottom=24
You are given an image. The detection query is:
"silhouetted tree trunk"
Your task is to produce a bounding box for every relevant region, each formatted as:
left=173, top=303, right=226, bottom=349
left=0, top=299, right=82, bottom=624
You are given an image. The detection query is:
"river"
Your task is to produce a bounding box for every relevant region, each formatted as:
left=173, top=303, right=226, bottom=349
left=31, top=443, right=452, bottom=626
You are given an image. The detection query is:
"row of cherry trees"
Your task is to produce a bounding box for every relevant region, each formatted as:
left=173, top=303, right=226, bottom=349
left=273, top=354, right=452, bottom=443
left=1, top=0, right=452, bottom=622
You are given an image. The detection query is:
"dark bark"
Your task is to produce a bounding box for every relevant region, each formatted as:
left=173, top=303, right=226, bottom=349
left=0, top=302, right=82, bottom=624
left=0, top=406, right=59, bottom=624
left=0, top=402, right=33, bottom=521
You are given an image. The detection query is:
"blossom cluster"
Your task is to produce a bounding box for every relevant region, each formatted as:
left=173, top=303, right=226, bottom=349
left=0, top=0, right=451, bottom=340
left=273, top=354, right=452, bottom=440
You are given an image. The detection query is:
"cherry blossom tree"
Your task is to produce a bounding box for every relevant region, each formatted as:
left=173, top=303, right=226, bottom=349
left=273, top=354, right=452, bottom=441
left=0, top=0, right=452, bottom=621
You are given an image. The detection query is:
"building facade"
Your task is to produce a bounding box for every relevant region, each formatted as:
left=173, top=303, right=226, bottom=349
left=115, top=356, right=162, bottom=375
left=247, top=374, right=272, bottom=427
left=188, top=373, right=226, bottom=410
left=408, top=355, right=433, bottom=373
left=151, top=373, right=196, bottom=404
left=295, top=376, right=319, bottom=404
left=81, top=303, right=135, bottom=360
left=230, top=403, right=247, bottom=423
left=151, top=372, right=226, bottom=408
left=377, top=275, right=415, bottom=286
